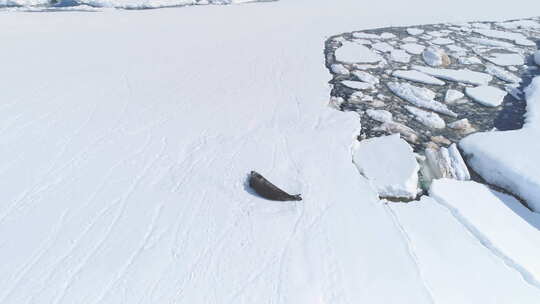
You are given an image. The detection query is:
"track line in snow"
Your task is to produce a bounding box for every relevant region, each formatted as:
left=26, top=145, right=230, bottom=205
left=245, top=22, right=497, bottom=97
left=432, top=195, right=540, bottom=291
left=384, top=203, right=436, bottom=304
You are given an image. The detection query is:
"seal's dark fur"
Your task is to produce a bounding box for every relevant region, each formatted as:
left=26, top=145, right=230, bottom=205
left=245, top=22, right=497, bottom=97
left=248, top=171, right=302, bottom=201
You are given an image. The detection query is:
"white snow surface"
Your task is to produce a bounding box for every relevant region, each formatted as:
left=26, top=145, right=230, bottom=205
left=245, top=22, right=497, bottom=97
left=460, top=77, right=540, bottom=212
left=430, top=179, right=540, bottom=288
left=353, top=135, right=419, bottom=199
left=2, top=1, right=540, bottom=303
left=389, top=195, right=540, bottom=303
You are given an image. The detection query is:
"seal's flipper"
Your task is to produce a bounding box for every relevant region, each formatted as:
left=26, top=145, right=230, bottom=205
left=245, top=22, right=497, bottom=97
left=248, top=171, right=302, bottom=201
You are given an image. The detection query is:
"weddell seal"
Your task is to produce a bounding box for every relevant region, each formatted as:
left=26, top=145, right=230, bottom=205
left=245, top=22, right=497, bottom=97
left=248, top=171, right=302, bottom=201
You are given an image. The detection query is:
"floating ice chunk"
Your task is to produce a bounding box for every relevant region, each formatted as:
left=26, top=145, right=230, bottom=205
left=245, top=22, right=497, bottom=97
left=352, top=70, right=379, bottom=84
left=468, top=37, right=515, bottom=48
left=448, top=144, right=471, bottom=180
left=335, top=42, right=382, bottom=64
left=353, top=134, right=419, bottom=199
left=446, top=44, right=468, bottom=56
left=407, top=28, right=424, bottom=35
left=371, top=42, right=394, bottom=53
left=474, top=29, right=535, bottom=46
left=352, top=32, right=381, bottom=39
left=422, top=46, right=450, bottom=67
left=330, top=63, right=349, bottom=75
left=374, top=122, right=419, bottom=143
left=392, top=70, right=445, bottom=86
left=390, top=49, right=411, bottom=63
left=354, top=39, right=372, bottom=45
left=485, top=64, right=521, bottom=83
left=444, top=89, right=465, bottom=103
left=535, top=51, right=540, bottom=66
left=413, top=65, right=493, bottom=85
left=471, top=22, right=492, bottom=29
left=432, top=37, right=454, bottom=45
left=448, top=118, right=476, bottom=134
left=401, top=43, right=425, bottom=55
left=405, top=106, right=446, bottom=129
left=505, top=84, right=522, bottom=100
left=425, top=147, right=456, bottom=179
left=427, top=31, right=447, bottom=37
left=366, top=109, right=393, bottom=123
left=458, top=56, right=482, bottom=65
left=341, top=80, right=375, bottom=90
left=465, top=85, right=507, bottom=107
left=484, top=53, right=524, bottom=66
left=402, top=37, right=418, bottom=43
left=380, top=32, right=397, bottom=39
left=387, top=82, right=457, bottom=117
left=459, top=77, right=540, bottom=212
left=497, top=19, right=540, bottom=29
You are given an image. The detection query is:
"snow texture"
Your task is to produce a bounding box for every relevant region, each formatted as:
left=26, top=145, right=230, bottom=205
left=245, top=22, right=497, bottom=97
left=1, top=1, right=540, bottom=303
left=389, top=195, right=540, bottom=304
left=430, top=179, right=540, bottom=289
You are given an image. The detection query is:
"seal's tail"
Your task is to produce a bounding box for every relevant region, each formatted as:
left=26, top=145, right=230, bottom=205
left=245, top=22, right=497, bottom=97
left=291, top=194, right=302, bottom=201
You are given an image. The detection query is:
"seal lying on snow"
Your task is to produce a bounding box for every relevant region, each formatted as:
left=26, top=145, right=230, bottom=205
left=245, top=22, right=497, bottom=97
left=248, top=171, right=302, bottom=201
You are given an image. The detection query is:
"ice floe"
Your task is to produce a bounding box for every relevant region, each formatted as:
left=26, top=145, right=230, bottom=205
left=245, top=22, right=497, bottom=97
left=387, top=82, right=457, bottom=117
left=422, top=46, right=450, bottom=67
left=444, top=89, right=465, bottom=103
left=465, top=85, right=507, bottom=107
left=484, top=53, right=524, bottom=66
left=448, top=118, right=476, bottom=134
left=341, top=80, right=375, bottom=90
left=335, top=42, right=382, bottom=64
left=366, top=109, right=393, bottom=123
left=406, top=28, right=424, bottom=35
left=468, top=37, right=515, bottom=48
left=392, top=70, right=445, bottom=86
left=460, top=77, right=540, bottom=212
left=474, top=29, right=535, bottom=46
left=405, top=106, right=446, bottom=129
left=353, top=134, right=419, bottom=199
left=330, top=63, right=349, bottom=75
left=352, top=70, right=379, bottom=84
left=390, top=49, right=411, bottom=63
left=431, top=37, right=454, bottom=45
left=372, top=42, right=394, bottom=53
left=485, top=64, right=521, bottom=83
left=413, top=65, right=493, bottom=85
left=401, top=43, right=425, bottom=55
